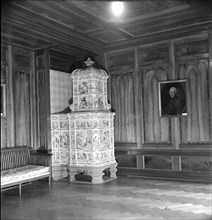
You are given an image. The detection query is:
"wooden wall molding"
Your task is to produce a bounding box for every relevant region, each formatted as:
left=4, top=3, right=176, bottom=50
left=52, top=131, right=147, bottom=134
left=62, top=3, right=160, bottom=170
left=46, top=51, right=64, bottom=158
left=142, top=143, right=173, bottom=149
left=179, top=143, right=212, bottom=150
left=115, top=142, right=137, bottom=148
left=115, top=148, right=212, bottom=157
left=117, top=167, right=212, bottom=182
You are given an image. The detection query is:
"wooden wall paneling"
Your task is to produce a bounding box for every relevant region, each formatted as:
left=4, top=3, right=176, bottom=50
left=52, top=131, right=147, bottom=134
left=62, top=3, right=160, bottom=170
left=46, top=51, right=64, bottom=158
left=104, top=52, right=111, bottom=104
left=175, top=35, right=208, bottom=57
left=209, top=33, right=212, bottom=141
left=134, top=47, right=144, bottom=168
left=104, top=50, right=138, bottom=168
left=134, top=47, right=142, bottom=148
left=1, top=43, right=7, bottom=83
left=116, top=146, right=212, bottom=181
left=177, top=61, right=188, bottom=143
left=179, top=143, right=212, bottom=151
left=36, top=50, right=44, bottom=148
left=14, top=70, right=30, bottom=146
left=116, top=148, right=212, bottom=157
left=30, top=52, right=38, bottom=149
left=12, top=47, right=32, bottom=147
left=126, top=73, right=136, bottom=141
left=175, top=34, right=211, bottom=143
left=49, top=49, right=74, bottom=73
left=141, top=64, right=170, bottom=143
left=44, top=49, right=51, bottom=151
left=139, top=44, right=171, bottom=144
left=49, top=56, right=71, bottom=73
left=176, top=41, right=208, bottom=57
left=35, top=67, right=40, bottom=149
left=170, top=40, right=181, bottom=171
left=35, top=49, right=51, bottom=150
left=143, top=143, right=173, bottom=149
left=111, top=70, right=136, bottom=142
left=117, top=167, right=212, bottom=182
left=1, top=118, right=6, bottom=148
left=139, top=46, right=169, bottom=65
left=1, top=44, right=7, bottom=148
left=198, top=60, right=210, bottom=141
left=115, top=142, right=137, bottom=168
left=177, top=60, right=210, bottom=143
left=109, top=49, right=136, bottom=143
left=111, top=73, right=118, bottom=141
left=6, top=45, right=15, bottom=147
left=93, top=54, right=105, bottom=69
left=108, top=49, right=135, bottom=70
left=108, top=33, right=211, bottom=173
left=37, top=69, right=45, bottom=148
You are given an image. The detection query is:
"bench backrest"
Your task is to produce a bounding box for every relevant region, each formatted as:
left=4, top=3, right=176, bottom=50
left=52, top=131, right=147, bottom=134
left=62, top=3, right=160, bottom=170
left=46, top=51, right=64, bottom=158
left=1, top=146, right=30, bottom=171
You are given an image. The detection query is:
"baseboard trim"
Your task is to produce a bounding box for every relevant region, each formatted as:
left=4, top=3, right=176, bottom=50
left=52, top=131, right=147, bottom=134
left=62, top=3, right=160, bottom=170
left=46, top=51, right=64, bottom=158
left=117, top=167, right=212, bottom=183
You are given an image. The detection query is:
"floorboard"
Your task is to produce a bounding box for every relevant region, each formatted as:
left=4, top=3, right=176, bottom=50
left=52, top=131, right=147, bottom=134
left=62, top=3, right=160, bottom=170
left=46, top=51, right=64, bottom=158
left=1, top=176, right=211, bottom=220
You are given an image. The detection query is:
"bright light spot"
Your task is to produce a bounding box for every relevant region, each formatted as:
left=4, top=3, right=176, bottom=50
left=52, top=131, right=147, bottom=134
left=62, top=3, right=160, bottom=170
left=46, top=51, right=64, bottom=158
left=182, top=113, right=187, bottom=116
left=111, top=2, right=124, bottom=16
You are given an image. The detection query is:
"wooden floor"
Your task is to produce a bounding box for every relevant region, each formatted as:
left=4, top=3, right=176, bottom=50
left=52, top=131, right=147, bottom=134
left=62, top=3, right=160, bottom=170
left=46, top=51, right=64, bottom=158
left=1, top=176, right=211, bottom=220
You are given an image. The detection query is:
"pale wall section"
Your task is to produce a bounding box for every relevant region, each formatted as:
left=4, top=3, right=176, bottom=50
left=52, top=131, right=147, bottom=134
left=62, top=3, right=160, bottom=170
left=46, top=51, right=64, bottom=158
left=50, top=70, right=72, bottom=114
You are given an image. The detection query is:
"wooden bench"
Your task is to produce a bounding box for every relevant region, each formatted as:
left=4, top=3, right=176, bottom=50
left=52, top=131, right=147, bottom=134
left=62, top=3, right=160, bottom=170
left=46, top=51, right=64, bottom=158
left=1, top=146, right=52, bottom=196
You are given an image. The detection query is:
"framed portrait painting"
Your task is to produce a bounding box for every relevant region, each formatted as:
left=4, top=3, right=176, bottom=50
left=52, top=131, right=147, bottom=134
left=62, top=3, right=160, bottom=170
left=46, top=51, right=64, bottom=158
left=1, top=83, right=6, bottom=117
left=158, top=79, right=187, bottom=117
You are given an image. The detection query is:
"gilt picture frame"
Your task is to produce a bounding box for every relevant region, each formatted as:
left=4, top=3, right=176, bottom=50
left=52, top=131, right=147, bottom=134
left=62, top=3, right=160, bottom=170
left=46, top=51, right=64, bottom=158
left=158, top=79, right=187, bottom=117
left=1, top=83, right=6, bottom=117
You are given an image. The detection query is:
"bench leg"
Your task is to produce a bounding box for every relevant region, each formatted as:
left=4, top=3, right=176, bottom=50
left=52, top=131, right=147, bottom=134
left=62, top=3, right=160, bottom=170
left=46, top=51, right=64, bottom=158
left=19, top=183, right=21, bottom=196
left=49, top=175, right=51, bottom=186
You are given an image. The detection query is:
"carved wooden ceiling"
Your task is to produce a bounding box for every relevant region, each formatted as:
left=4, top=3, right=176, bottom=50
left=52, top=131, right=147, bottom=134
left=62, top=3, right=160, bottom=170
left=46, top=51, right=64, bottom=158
left=1, top=0, right=212, bottom=59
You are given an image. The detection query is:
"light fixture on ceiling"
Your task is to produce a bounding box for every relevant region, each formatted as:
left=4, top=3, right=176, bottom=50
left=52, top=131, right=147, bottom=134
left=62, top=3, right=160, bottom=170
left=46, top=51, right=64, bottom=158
left=111, top=1, right=124, bottom=16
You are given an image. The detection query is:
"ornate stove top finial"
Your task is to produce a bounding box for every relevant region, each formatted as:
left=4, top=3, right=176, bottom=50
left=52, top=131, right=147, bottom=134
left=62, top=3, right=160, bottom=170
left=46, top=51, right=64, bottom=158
left=84, top=57, right=94, bottom=67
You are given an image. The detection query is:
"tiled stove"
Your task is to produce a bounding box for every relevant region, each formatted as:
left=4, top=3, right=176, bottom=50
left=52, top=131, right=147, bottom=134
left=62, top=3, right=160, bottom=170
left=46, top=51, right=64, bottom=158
left=51, top=114, right=69, bottom=180
left=51, top=58, right=117, bottom=183
left=68, top=58, right=117, bottom=183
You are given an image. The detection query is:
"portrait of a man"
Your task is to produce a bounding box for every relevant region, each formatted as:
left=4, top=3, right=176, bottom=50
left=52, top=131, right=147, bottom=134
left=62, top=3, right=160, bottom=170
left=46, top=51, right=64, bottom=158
left=159, top=80, right=187, bottom=116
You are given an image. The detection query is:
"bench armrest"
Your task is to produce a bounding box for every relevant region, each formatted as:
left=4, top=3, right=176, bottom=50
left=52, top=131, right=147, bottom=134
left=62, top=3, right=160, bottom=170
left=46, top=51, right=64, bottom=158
left=30, top=153, right=52, bottom=167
